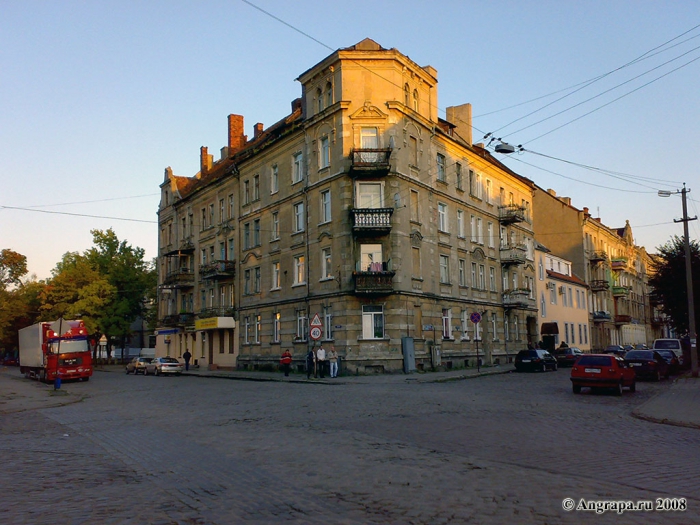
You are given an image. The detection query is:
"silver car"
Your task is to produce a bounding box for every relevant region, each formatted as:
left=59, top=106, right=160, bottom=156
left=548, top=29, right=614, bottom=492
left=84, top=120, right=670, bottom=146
left=144, top=357, right=183, bottom=376
left=125, top=357, right=152, bottom=375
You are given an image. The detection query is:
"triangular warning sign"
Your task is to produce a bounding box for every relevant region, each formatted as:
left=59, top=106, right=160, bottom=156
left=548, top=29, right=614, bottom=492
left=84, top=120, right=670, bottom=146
left=310, top=313, right=322, bottom=327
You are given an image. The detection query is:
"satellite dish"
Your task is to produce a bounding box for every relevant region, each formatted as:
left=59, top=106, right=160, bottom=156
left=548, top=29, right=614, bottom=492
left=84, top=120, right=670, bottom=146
left=495, top=143, right=516, bottom=154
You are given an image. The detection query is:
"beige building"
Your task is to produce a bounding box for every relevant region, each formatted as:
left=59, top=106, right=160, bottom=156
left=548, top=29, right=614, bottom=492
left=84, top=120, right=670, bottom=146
left=535, top=245, right=591, bottom=352
left=155, top=39, right=539, bottom=373
left=532, top=187, right=660, bottom=350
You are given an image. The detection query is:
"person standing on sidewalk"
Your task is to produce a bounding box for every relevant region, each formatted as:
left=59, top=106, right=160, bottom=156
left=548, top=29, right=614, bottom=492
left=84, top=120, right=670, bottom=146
left=183, top=350, right=192, bottom=371
left=316, top=345, right=326, bottom=378
left=328, top=346, right=339, bottom=378
left=306, top=348, right=315, bottom=379
left=280, top=349, right=292, bottom=377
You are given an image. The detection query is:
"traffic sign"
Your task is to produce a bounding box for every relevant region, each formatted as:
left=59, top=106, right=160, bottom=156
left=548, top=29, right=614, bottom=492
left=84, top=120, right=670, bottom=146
left=310, top=313, right=322, bottom=327
left=310, top=326, right=322, bottom=341
left=470, top=312, right=482, bottom=324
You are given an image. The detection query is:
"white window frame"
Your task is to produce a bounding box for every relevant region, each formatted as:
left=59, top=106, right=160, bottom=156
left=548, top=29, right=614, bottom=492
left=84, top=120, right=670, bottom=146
left=457, top=210, right=465, bottom=238
left=273, top=312, right=281, bottom=343
left=461, top=310, right=470, bottom=340
left=296, top=310, right=307, bottom=340
left=321, top=247, right=332, bottom=279
left=272, top=262, right=280, bottom=290
left=459, top=259, right=466, bottom=286
left=320, top=136, right=330, bottom=169
left=437, top=153, right=446, bottom=182
left=271, top=212, right=280, bottom=241
left=293, top=202, right=305, bottom=233
left=442, top=308, right=452, bottom=339
left=271, top=165, right=279, bottom=194
left=294, top=255, right=305, bottom=285
left=361, top=305, right=384, bottom=339
left=323, top=306, right=333, bottom=341
left=320, top=190, right=331, bottom=223
left=292, top=152, right=303, bottom=183
left=438, top=202, right=448, bottom=232
left=439, top=255, right=450, bottom=284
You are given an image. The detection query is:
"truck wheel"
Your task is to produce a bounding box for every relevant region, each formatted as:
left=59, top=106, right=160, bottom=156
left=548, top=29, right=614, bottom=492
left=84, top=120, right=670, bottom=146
left=39, top=369, right=46, bottom=383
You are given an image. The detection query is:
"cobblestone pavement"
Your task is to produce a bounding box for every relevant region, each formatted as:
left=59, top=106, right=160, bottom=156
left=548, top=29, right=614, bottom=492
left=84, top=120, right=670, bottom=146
left=1, top=367, right=698, bottom=524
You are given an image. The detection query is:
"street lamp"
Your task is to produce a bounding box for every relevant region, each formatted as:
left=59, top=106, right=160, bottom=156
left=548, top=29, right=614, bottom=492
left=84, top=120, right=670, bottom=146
left=658, top=184, right=698, bottom=377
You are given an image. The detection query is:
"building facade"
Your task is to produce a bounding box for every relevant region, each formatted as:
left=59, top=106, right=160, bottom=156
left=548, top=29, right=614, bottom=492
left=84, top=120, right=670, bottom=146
left=155, top=39, right=539, bottom=373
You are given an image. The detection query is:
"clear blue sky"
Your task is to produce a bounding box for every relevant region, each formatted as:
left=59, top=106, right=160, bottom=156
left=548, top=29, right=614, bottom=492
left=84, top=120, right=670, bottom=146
left=2, top=0, right=699, bottom=280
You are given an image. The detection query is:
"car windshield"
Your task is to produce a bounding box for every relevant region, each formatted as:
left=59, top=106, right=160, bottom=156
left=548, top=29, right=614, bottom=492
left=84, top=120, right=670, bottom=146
left=577, top=356, right=611, bottom=366
left=606, top=346, right=621, bottom=351
left=139, top=358, right=152, bottom=363
left=517, top=350, right=537, bottom=358
left=160, top=357, right=179, bottom=363
left=625, top=350, right=652, bottom=359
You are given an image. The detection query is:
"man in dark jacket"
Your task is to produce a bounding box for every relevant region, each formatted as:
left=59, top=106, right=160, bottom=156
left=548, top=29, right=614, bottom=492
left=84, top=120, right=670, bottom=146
left=305, top=349, right=315, bottom=379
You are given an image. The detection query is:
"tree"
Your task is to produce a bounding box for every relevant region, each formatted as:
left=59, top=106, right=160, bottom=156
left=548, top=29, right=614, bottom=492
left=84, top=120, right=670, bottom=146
left=0, top=249, right=37, bottom=353
left=0, top=249, right=27, bottom=289
left=649, top=236, right=700, bottom=335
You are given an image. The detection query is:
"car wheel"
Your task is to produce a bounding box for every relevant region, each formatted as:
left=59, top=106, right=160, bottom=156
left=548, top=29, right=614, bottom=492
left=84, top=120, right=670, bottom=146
left=572, top=384, right=581, bottom=394
left=155, top=368, right=159, bottom=376
left=125, top=368, right=130, bottom=374
left=553, top=363, right=558, bottom=372
left=655, top=370, right=661, bottom=382
left=541, top=363, right=547, bottom=373
left=629, top=381, right=636, bottom=392
left=143, top=368, right=148, bottom=376
left=614, top=382, right=623, bottom=396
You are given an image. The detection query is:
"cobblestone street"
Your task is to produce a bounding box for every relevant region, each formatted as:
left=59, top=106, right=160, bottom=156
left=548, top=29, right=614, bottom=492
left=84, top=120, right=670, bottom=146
left=1, top=368, right=698, bottom=524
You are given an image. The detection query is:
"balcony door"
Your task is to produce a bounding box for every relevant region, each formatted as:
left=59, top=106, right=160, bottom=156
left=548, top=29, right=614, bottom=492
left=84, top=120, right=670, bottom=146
left=356, top=182, right=383, bottom=209
left=361, top=244, right=383, bottom=272
left=359, top=127, right=379, bottom=162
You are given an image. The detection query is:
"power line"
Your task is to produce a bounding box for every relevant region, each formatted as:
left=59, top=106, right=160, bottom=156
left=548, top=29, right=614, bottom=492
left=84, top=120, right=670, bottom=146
left=0, top=206, right=157, bottom=224
left=22, top=193, right=159, bottom=208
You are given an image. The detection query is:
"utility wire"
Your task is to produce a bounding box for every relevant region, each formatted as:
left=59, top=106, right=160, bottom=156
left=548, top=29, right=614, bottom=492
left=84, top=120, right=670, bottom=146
left=0, top=206, right=157, bottom=224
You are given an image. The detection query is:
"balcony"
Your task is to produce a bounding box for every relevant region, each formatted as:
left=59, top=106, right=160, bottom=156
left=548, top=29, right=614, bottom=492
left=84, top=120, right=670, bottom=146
left=353, top=261, right=395, bottom=295
left=198, top=307, right=235, bottom=319
left=351, top=208, right=393, bottom=235
left=593, top=311, right=612, bottom=322
left=160, top=312, right=194, bottom=327
left=349, top=148, right=392, bottom=177
left=589, top=250, right=608, bottom=264
left=612, top=285, right=630, bottom=297
left=163, top=238, right=195, bottom=257
left=162, top=268, right=195, bottom=289
left=200, top=260, right=236, bottom=280
left=498, top=204, right=526, bottom=225
left=590, top=279, right=609, bottom=292
left=615, top=314, right=632, bottom=325
left=611, top=258, right=628, bottom=270
left=502, top=289, right=533, bottom=309
left=500, top=243, right=527, bottom=266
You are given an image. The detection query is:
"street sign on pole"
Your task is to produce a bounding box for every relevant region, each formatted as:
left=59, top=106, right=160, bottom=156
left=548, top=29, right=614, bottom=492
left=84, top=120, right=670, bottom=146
left=310, top=326, right=322, bottom=341
left=470, top=312, right=482, bottom=324
left=310, top=313, right=322, bottom=327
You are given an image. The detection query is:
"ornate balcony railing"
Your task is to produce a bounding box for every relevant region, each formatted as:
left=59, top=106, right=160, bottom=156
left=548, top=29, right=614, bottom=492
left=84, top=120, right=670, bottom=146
left=162, top=268, right=195, bottom=288
left=198, top=307, right=236, bottom=319
left=590, top=279, right=609, bottom=292
left=498, top=204, right=526, bottom=224
left=200, top=260, right=236, bottom=280
left=589, top=250, right=608, bottom=264
left=352, top=271, right=395, bottom=295
left=500, top=243, right=527, bottom=265
left=351, top=208, right=393, bottom=234
left=502, top=289, right=533, bottom=309
left=160, top=312, right=194, bottom=327
left=349, top=148, right=392, bottom=177
left=614, top=314, right=632, bottom=324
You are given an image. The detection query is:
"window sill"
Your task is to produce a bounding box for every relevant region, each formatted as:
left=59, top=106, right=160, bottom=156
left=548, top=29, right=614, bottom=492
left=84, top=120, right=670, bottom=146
left=292, top=283, right=307, bottom=288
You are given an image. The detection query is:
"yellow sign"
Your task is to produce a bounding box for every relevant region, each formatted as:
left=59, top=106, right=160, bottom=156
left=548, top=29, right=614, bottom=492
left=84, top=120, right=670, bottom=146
left=194, top=317, right=236, bottom=330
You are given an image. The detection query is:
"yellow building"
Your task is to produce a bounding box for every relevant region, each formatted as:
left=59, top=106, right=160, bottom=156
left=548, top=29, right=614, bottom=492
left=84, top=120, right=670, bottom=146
left=156, top=39, right=539, bottom=372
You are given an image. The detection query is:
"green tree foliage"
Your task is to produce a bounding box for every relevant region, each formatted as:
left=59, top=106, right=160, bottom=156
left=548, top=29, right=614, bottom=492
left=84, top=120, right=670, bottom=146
left=0, top=249, right=28, bottom=289
left=649, top=236, right=700, bottom=334
left=0, top=250, right=37, bottom=352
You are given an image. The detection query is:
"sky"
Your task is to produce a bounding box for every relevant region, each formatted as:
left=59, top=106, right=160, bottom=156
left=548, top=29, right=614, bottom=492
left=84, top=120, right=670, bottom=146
left=2, top=0, right=700, bottom=281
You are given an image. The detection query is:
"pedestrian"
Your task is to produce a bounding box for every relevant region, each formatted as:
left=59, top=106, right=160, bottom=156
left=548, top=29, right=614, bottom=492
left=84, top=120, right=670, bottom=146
left=328, top=345, right=339, bottom=378
left=316, top=345, right=326, bottom=378
left=280, top=349, right=292, bottom=377
left=183, top=349, right=192, bottom=371
left=306, top=348, right=315, bottom=379
left=527, top=341, right=534, bottom=350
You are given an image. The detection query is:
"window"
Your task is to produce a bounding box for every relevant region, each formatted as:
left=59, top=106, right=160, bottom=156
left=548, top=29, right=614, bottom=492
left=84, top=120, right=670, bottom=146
left=209, top=288, right=214, bottom=307
left=320, top=136, right=330, bottom=169
left=271, top=212, right=279, bottom=240
left=550, top=285, right=557, bottom=305
left=254, top=267, right=261, bottom=293
left=316, top=87, right=323, bottom=113
left=514, top=316, right=519, bottom=341
left=504, top=315, right=509, bottom=341
left=361, top=127, right=378, bottom=150
left=219, top=199, right=225, bottom=224
left=294, top=255, right=305, bottom=285
left=490, top=312, right=497, bottom=341
left=293, top=152, right=303, bottom=183
left=293, top=202, right=305, bottom=232
left=209, top=204, right=214, bottom=227
left=244, top=269, right=251, bottom=295
left=540, top=292, right=547, bottom=317
left=457, top=210, right=465, bottom=238
left=253, top=174, right=260, bottom=201
left=479, top=264, right=485, bottom=290
left=272, top=262, right=280, bottom=289
left=273, top=312, right=281, bottom=343
left=469, top=170, right=482, bottom=199
left=320, top=190, right=331, bottom=223
left=439, top=255, right=450, bottom=284
left=244, top=316, right=250, bottom=344
left=442, top=308, right=452, bottom=339
left=562, top=286, right=568, bottom=307
left=438, top=203, right=448, bottom=232
left=412, top=247, right=421, bottom=278
left=404, top=83, right=410, bottom=106
left=361, top=244, right=383, bottom=271
left=409, top=136, right=418, bottom=166
left=538, top=257, right=544, bottom=280
left=323, top=306, right=333, bottom=340
left=201, top=248, right=207, bottom=266
left=477, top=218, right=483, bottom=245
left=296, top=310, right=307, bottom=340
left=470, top=215, right=477, bottom=242
left=228, top=194, right=234, bottom=220
left=326, top=82, right=333, bottom=107
left=487, top=222, right=495, bottom=248
left=529, top=277, right=535, bottom=299
left=219, top=242, right=225, bottom=261
left=253, top=219, right=260, bottom=247
left=271, top=165, right=278, bottom=194
left=568, top=287, right=573, bottom=308
left=512, top=271, right=518, bottom=290
left=471, top=262, right=477, bottom=288
left=254, top=314, right=261, bottom=343
left=437, top=153, right=446, bottom=182
left=357, top=182, right=382, bottom=208
left=412, top=89, right=419, bottom=112
left=461, top=310, right=470, bottom=340
left=456, top=163, right=463, bottom=190
left=243, top=180, right=250, bottom=205
left=243, top=223, right=250, bottom=250
left=485, top=179, right=492, bottom=204
left=459, top=259, right=466, bottom=286
left=362, top=305, right=384, bottom=339
left=410, top=190, right=419, bottom=222
left=201, top=208, right=207, bottom=230
left=489, top=267, right=496, bottom=291
left=322, top=248, right=332, bottom=279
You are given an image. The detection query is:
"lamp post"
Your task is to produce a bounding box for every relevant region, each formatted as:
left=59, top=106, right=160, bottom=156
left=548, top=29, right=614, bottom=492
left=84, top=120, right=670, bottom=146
left=659, top=184, right=698, bottom=377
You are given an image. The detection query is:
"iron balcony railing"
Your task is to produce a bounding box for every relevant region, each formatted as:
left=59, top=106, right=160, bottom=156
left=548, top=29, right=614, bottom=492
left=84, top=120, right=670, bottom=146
left=349, top=148, right=392, bottom=177
left=353, top=259, right=394, bottom=295
left=163, top=268, right=195, bottom=288
left=200, top=260, right=236, bottom=280
left=198, top=307, right=235, bottom=319
left=589, top=250, right=608, bottom=263
left=590, top=279, right=609, bottom=292
left=498, top=204, right=526, bottom=224
left=351, top=208, right=393, bottom=234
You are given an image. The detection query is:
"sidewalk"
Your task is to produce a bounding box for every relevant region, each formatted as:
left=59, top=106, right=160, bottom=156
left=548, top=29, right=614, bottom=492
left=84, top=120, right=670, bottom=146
left=632, top=375, right=700, bottom=429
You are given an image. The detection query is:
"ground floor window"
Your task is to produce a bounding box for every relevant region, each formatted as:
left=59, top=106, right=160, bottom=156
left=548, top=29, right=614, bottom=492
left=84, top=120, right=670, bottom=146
left=362, top=305, right=384, bottom=339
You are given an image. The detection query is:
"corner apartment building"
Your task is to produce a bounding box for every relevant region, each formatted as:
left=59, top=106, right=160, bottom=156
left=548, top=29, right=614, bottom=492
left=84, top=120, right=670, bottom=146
left=535, top=244, right=591, bottom=352
left=155, top=38, right=538, bottom=373
left=532, top=187, right=661, bottom=350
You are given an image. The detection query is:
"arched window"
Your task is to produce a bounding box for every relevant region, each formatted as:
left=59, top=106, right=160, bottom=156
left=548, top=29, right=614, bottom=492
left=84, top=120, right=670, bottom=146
left=325, top=82, right=333, bottom=108
left=412, top=89, right=419, bottom=111
left=404, top=84, right=410, bottom=106
left=316, top=88, right=323, bottom=113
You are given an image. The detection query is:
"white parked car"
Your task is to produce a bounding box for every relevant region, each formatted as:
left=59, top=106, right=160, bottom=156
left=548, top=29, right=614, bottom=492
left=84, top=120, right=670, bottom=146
left=144, top=357, right=183, bottom=376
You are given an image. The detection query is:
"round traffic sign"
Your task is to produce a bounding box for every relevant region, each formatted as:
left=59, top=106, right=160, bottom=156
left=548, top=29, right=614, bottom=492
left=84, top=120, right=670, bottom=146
left=470, top=312, right=482, bottom=324
left=310, top=326, right=322, bottom=341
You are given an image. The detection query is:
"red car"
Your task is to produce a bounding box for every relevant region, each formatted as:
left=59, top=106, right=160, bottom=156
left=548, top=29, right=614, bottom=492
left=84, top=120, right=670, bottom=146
left=571, top=354, right=636, bottom=395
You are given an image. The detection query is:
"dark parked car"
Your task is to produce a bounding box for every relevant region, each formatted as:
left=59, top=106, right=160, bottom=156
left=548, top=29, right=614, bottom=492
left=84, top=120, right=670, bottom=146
left=125, top=357, right=153, bottom=375
left=552, top=346, right=584, bottom=367
left=604, top=345, right=626, bottom=356
left=2, top=355, right=19, bottom=367
left=653, top=350, right=681, bottom=375
left=515, top=349, right=558, bottom=372
left=571, top=354, right=636, bottom=395
left=624, top=350, right=669, bottom=381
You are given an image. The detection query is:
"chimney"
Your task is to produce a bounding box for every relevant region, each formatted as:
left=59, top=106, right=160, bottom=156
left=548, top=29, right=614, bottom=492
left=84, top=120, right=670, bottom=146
left=228, top=114, right=247, bottom=152
left=254, top=122, right=264, bottom=139
left=583, top=206, right=590, bottom=217
left=547, top=189, right=557, bottom=197
left=446, top=103, right=473, bottom=145
left=561, top=197, right=572, bottom=206
left=200, top=146, right=213, bottom=174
